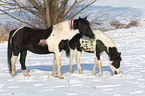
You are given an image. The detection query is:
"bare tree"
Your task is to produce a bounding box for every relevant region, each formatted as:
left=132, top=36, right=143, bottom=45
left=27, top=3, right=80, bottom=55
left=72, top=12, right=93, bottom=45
left=0, top=0, right=97, bottom=28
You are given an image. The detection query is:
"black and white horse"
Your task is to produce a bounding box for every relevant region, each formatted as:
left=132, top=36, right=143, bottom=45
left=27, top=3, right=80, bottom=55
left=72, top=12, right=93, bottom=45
left=69, top=30, right=122, bottom=76
left=7, top=17, right=94, bottom=78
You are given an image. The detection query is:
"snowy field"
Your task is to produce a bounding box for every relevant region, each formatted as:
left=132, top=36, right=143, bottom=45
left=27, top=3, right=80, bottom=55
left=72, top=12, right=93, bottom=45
left=1, top=0, right=145, bottom=96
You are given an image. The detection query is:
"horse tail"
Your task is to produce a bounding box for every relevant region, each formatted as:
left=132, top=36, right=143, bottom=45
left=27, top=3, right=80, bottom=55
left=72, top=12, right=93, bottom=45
left=65, top=41, right=70, bottom=57
left=7, top=29, right=16, bottom=73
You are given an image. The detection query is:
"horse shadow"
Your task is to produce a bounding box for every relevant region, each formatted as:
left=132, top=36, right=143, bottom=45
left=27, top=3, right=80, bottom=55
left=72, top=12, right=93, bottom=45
left=16, top=63, right=114, bottom=76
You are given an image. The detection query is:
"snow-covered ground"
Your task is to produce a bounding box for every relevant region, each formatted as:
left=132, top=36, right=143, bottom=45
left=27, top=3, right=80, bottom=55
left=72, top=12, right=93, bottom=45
left=1, top=26, right=145, bottom=96
left=1, top=0, right=145, bottom=96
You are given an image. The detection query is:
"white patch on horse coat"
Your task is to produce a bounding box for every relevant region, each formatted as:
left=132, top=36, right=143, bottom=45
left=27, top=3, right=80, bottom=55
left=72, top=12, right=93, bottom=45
left=38, top=39, right=47, bottom=46
left=11, top=54, right=18, bottom=76
left=10, top=27, right=24, bottom=44
left=46, top=20, right=79, bottom=52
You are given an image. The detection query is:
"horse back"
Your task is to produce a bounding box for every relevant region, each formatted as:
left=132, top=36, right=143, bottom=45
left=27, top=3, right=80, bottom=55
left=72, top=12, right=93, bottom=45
left=93, top=30, right=115, bottom=48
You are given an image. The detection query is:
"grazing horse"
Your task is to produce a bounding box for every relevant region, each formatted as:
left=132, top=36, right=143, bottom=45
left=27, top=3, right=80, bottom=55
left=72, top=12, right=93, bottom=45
left=7, top=17, right=95, bottom=79
left=69, top=30, right=122, bottom=76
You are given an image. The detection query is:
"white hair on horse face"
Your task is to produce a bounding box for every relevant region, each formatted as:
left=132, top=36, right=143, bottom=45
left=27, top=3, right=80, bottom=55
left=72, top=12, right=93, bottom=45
left=46, top=20, right=79, bottom=52
left=109, top=61, right=120, bottom=74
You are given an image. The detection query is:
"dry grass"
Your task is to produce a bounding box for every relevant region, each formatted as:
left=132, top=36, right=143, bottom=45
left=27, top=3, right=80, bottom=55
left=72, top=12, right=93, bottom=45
left=0, top=32, right=8, bottom=41
left=0, top=26, right=9, bottom=42
left=109, top=20, right=140, bottom=29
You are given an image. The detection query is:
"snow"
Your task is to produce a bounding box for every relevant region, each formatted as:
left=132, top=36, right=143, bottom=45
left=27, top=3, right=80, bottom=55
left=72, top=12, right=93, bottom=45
left=1, top=0, right=145, bottom=96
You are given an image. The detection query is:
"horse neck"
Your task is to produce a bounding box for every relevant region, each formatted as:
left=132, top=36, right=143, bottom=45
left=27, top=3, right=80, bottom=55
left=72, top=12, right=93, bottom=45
left=94, top=30, right=115, bottom=51
left=53, top=20, right=79, bottom=39
left=54, top=20, right=71, bottom=31
left=107, top=47, right=118, bottom=61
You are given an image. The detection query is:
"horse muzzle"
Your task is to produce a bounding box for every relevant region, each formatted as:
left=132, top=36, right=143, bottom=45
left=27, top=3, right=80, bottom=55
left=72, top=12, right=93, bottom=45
left=114, top=68, right=120, bottom=74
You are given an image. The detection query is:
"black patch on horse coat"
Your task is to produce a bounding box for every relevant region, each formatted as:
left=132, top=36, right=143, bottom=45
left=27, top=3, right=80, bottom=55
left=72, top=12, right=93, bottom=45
left=69, top=34, right=83, bottom=51
left=8, top=26, right=53, bottom=72
left=11, top=26, right=53, bottom=55
left=59, top=40, right=70, bottom=57
left=96, top=40, right=107, bottom=60
left=108, top=47, right=122, bottom=68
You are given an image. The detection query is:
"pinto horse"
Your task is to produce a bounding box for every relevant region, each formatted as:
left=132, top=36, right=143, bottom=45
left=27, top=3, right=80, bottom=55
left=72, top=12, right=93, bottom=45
left=7, top=17, right=94, bottom=78
left=69, top=30, right=122, bottom=76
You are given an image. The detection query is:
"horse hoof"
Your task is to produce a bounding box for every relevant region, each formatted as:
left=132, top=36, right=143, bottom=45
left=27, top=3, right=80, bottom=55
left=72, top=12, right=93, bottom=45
left=57, top=76, right=64, bottom=79
left=79, top=71, right=83, bottom=74
left=51, top=74, right=57, bottom=77
left=11, top=74, right=17, bottom=77
left=99, top=74, right=103, bottom=77
left=69, top=70, right=73, bottom=74
left=24, top=74, right=31, bottom=77
left=92, top=73, right=95, bottom=76
left=58, top=77, right=64, bottom=79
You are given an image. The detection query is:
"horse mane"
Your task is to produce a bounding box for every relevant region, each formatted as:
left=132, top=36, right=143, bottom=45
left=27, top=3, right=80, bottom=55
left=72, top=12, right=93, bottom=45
left=53, top=20, right=72, bottom=33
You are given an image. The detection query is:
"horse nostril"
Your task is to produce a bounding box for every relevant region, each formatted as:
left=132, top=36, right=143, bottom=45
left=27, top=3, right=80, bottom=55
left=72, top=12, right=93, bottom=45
left=115, top=71, right=117, bottom=74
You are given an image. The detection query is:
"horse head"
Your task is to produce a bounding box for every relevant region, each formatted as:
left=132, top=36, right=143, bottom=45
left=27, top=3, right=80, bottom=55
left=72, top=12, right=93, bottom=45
left=73, top=17, right=94, bottom=39
left=109, top=47, right=122, bottom=74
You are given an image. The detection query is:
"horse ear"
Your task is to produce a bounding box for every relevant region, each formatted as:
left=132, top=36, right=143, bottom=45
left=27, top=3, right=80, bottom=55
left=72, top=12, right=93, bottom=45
left=119, top=52, right=121, bottom=55
left=79, top=17, right=81, bottom=19
left=84, top=16, right=87, bottom=19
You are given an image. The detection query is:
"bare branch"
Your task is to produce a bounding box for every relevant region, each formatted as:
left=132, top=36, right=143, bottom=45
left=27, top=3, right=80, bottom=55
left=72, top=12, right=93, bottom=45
left=64, top=0, right=77, bottom=17
left=0, top=0, right=97, bottom=28
left=53, top=0, right=68, bottom=23
left=69, top=0, right=97, bottom=19
left=0, top=8, right=36, bottom=28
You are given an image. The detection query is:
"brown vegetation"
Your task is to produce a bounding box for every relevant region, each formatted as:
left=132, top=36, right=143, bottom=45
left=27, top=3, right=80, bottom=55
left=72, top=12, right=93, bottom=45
left=109, top=20, right=140, bottom=29
left=0, top=27, right=8, bottom=41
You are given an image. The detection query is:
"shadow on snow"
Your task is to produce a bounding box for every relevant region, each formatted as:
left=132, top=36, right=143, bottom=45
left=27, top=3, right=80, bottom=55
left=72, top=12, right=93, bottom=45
left=16, top=63, right=115, bottom=76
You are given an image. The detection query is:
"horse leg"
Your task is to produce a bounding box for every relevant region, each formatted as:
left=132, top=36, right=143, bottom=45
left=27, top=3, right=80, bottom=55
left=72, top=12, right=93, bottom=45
left=52, top=54, right=57, bottom=77
left=55, top=52, right=63, bottom=79
left=92, top=57, right=98, bottom=76
left=11, top=54, right=18, bottom=76
left=19, top=50, right=30, bottom=76
left=75, top=51, right=83, bottom=74
left=98, top=60, right=103, bottom=76
left=69, top=49, right=74, bottom=73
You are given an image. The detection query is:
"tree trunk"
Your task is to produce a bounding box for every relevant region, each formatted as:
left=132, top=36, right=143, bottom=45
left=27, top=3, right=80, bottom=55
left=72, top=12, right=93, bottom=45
left=45, top=0, right=51, bottom=28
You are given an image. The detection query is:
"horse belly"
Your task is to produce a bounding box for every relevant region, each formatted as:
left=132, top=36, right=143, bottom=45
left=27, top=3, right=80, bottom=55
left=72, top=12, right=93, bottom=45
left=27, top=44, right=52, bottom=54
